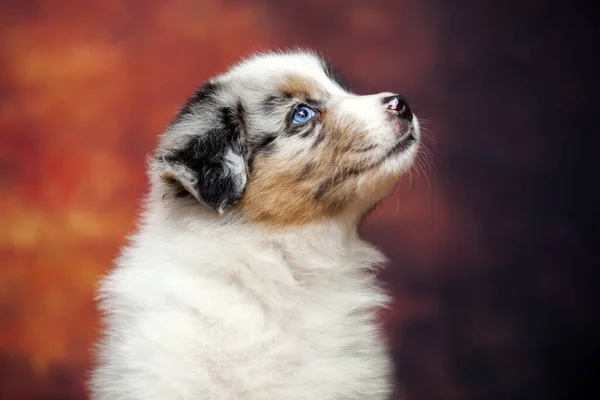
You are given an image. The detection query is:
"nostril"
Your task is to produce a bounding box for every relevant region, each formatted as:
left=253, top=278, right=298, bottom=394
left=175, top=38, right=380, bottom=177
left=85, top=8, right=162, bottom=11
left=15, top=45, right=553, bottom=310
left=382, top=95, right=398, bottom=109
left=382, top=94, right=412, bottom=120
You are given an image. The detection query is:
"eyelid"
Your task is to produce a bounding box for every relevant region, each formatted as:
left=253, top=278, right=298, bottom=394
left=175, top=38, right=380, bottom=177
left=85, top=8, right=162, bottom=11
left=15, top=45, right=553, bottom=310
left=304, top=98, right=322, bottom=110
left=296, top=103, right=321, bottom=114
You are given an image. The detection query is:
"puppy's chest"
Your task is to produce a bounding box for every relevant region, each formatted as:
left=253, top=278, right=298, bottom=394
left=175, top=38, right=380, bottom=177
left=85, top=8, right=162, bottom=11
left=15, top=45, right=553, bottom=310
left=200, top=277, right=390, bottom=394
left=215, top=276, right=384, bottom=351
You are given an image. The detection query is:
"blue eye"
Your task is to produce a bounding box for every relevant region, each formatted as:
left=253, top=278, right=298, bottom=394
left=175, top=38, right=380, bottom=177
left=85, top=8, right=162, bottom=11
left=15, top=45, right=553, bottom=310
left=292, top=106, right=315, bottom=124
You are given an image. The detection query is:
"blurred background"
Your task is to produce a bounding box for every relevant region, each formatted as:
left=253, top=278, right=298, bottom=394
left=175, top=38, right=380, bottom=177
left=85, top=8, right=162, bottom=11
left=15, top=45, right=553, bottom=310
left=1, top=0, right=598, bottom=399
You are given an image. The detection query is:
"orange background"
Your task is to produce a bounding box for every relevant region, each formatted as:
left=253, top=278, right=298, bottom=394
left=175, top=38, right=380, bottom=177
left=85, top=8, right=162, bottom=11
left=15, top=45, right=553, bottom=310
left=1, top=1, right=597, bottom=399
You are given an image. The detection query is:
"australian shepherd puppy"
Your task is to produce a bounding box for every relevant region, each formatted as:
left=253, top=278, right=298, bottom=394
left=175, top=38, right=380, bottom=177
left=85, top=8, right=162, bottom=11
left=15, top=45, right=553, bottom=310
left=90, top=50, right=420, bottom=400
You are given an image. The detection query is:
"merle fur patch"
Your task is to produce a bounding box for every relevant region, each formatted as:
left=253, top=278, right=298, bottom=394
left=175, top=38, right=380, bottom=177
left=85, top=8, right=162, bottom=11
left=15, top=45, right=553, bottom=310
left=176, top=81, right=220, bottom=120
left=162, top=99, right=248, bottom=211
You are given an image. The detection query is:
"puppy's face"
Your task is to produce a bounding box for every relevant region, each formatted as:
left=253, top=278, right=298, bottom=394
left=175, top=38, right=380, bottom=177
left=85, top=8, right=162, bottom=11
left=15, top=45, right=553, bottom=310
left=156, top=52, right=420, bottom=226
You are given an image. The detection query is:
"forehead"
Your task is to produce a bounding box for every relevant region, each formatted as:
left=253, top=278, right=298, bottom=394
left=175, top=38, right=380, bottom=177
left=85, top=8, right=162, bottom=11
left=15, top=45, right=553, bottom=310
left=221, top=52, right=348, bottom=96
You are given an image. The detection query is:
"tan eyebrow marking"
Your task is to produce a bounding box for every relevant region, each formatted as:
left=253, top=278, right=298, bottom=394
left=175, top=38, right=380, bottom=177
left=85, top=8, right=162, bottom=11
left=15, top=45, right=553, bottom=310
left=279, top=75, right=321, bottom=101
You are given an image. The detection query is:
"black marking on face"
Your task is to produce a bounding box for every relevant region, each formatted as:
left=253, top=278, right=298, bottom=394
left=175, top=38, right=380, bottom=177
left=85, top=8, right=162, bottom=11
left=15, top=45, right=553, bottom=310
left=355, top=144, right=378, bottom=153
left=285, top=119, right=315, bottom=137
left=311, top=130, right=325, bottom=148
left=263, top=95, right=288, bottom=114
left=310, top=130, right=327, bottom=149
left=177, top=81, right=220, bottom=120
left=246, top=133, right=278, bottom=171
left=321, top=60, right=351, bottom=92
left=314, top=167, right=361, bottom=200
left=254, top=134, right=277, bottom=152
left=281, top=91, right=295, bottom=100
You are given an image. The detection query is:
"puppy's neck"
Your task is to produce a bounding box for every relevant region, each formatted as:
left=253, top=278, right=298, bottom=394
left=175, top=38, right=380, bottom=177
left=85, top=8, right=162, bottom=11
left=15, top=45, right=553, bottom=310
left=144, top=191, right=382, bottom=273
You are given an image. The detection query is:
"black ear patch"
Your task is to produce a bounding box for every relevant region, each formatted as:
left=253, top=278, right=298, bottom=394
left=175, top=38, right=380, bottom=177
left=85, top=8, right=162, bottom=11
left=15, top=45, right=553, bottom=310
left=321, top=60, right=351, bottom=92
left=160, top=85, right=248, bottom=213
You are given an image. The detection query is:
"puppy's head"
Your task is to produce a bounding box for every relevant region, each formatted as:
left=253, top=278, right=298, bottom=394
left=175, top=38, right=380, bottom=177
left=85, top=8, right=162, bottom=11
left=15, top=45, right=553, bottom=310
left=154, top=51, right=420, bottom=226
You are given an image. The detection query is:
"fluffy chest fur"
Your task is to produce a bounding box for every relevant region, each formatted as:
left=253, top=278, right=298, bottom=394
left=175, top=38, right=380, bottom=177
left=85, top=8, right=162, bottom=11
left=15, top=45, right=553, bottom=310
left=92, top=219, right=393, bottom=400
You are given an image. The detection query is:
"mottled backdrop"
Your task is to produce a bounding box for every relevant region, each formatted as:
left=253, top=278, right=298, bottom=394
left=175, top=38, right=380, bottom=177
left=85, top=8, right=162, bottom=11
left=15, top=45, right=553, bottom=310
left=1, top=0, right=598, bottom=399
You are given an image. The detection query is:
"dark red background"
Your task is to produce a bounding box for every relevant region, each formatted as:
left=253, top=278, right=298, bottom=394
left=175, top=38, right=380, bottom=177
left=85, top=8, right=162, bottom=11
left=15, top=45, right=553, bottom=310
left=1, top=1, right=598, bottom=399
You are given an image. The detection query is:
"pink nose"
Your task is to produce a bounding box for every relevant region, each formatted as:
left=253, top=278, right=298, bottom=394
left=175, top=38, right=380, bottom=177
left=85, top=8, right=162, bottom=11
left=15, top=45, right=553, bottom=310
left=382, top=94, right=412, bottom=120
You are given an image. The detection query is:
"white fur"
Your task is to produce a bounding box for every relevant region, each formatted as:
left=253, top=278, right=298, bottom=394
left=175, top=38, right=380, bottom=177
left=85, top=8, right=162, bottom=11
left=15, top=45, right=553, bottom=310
left=91, top=51, right=420, bottom=400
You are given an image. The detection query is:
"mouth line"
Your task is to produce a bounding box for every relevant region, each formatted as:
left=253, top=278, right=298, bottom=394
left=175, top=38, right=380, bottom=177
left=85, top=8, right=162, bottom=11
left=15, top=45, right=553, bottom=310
left=354, top=130, right=416, bottom=173
left=313, top=130, right=416, bottom=200
left=383, top=131, right=416, bottom=159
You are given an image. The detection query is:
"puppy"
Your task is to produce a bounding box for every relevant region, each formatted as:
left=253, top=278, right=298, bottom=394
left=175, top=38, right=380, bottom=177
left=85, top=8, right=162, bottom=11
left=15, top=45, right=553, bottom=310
left=91, top=50, right=420, bottom=400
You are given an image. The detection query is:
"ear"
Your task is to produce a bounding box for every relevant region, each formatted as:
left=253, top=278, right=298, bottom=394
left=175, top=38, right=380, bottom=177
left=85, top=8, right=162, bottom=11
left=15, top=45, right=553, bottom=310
left=157, top=82, right=248, bottom=213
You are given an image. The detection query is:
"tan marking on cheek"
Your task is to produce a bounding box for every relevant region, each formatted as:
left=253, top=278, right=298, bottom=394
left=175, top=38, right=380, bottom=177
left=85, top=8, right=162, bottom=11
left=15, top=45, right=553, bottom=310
left=239, top=154, right=352, bottom=227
